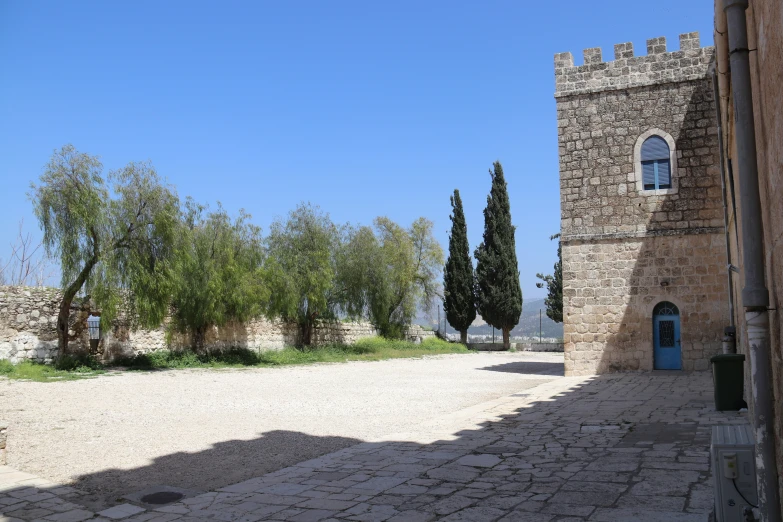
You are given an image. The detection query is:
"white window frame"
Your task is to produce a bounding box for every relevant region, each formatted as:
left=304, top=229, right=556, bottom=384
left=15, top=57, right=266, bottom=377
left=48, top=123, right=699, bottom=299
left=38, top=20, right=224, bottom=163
left=633, top=128, right=678, bottom=195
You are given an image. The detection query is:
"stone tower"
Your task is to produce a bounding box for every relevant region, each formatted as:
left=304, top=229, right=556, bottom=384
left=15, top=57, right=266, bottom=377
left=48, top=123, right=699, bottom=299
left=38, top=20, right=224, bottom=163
left=554, top=33, right=730, bottom=376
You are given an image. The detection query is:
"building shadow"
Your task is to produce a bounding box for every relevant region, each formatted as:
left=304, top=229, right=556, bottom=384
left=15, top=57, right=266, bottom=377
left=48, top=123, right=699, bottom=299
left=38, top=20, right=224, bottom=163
left=601, top=73, right=728, bottom=374
left=563, top=64, right=729, bottom=375
left=0, top=371, right=745, bottom=520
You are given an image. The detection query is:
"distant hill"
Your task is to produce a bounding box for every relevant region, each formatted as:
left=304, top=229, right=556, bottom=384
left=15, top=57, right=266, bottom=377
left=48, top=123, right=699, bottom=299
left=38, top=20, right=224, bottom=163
left=417, top=297, right=563, bottom=340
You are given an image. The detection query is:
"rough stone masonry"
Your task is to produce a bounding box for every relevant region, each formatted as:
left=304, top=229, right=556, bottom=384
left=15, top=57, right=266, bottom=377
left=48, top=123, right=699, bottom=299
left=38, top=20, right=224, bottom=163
left=554, top=32, right=730, bottom=376
left=0, top=285, right=434, bottom=363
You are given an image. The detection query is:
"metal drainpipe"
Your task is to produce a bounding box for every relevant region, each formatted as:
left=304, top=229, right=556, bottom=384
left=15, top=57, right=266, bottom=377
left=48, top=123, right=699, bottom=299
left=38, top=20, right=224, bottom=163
left=712, top=70, right=735, bottom=332
left=724, top=1, right=781, bottom=520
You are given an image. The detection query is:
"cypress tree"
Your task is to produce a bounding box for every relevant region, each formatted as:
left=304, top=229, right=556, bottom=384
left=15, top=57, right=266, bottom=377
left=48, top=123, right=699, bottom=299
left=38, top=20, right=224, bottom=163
left=474, top=161, right=522, bottom=349
left=443, top=189, right=476, bottom=344
left=536, top=233, right=563, bottom=323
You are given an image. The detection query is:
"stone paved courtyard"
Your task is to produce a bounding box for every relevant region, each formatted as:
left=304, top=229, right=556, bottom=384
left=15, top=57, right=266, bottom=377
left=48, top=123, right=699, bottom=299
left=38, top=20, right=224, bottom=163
left=1, top=367, right=746, bottom=521
left=0, top=353, right=563, bottom=511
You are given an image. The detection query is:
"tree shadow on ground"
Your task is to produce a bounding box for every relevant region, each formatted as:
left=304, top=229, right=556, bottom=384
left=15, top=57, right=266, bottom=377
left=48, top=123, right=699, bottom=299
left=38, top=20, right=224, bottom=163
left=477, top=361, right=565, bottom=376
left=68, top=430, right=364, bottom=512
left=0, top=371, right=745, bottom=521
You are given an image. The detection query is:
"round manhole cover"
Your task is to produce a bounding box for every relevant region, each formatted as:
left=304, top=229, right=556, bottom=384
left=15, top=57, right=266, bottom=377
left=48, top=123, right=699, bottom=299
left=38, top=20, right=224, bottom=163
left=140, top=491, right=184, bottom=505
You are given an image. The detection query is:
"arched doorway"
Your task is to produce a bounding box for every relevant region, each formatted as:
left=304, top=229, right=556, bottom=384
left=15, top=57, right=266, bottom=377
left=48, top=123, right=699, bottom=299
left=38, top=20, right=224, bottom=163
left=653, top=301, right=681, bottom=370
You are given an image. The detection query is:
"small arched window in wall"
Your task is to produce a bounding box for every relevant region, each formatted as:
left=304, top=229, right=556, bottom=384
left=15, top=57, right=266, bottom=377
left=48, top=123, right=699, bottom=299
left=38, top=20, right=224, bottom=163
left=633, top=129, right=678, bottom=195
left=641, top=136, right=671, bottom=190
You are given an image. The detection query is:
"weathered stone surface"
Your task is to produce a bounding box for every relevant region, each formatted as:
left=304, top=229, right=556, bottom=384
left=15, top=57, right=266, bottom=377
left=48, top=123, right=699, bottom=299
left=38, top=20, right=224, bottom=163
left=0, top=373, right=741, bottom=522
left=554, top=33, right=728, bottom=376
left=555, top=33, right=712, bottom=97
left=455, top=454, right=501, bottom=468
left=96, top=504, right=146, bottom=520
left=0, top=285, right=433, bottom=363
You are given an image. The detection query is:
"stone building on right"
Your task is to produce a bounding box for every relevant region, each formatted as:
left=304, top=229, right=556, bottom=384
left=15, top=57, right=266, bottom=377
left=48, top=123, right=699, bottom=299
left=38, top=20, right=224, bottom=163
left=554, top=0, right=783, bottom=513
left=554, top=32, right=729, bottom=376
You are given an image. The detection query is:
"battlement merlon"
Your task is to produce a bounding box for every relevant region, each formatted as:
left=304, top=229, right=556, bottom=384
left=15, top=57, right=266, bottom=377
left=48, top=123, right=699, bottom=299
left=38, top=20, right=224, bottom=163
left=554, top=32, right=714, bottom=98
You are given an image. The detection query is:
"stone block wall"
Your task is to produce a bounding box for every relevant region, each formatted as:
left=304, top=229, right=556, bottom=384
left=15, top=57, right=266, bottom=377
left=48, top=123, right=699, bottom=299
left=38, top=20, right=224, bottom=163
left=714, top=0, right=783, bottom=505
left=468, top=343, right=564, bottom=353
left=0, top=287, right=62, bottom=363
left=562, top=234, right=729, bottom=375
left=555, top=32, right=730, bottom=376
left=554, top=33, right=712, bottom=98
left=0, top=286, right=432, bottom=363
left=556, top=44, right=722, bottom=240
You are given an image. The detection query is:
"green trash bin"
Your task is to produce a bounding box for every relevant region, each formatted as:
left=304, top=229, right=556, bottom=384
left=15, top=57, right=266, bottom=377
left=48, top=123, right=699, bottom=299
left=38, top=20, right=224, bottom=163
left=710, top=353, right=746, bottom=411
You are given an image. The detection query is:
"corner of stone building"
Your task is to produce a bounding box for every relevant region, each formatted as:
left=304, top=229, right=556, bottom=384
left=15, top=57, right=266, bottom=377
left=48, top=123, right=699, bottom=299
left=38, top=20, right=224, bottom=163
left=555, top=32, right=729, bottom=377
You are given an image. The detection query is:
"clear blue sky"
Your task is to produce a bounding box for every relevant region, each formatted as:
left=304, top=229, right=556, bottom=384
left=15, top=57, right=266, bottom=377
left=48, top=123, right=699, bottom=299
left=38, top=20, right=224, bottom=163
left=0, top=1, right=714, bottom=300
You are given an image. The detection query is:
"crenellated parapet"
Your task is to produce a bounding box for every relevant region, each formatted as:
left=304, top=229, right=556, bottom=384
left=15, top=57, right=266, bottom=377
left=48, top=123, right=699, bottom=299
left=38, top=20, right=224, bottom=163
left=554, top=32, right=714, bottom=97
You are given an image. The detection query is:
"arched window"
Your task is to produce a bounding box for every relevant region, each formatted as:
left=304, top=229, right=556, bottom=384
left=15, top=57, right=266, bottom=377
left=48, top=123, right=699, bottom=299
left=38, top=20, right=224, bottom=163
left=641, top=136, right=671, bottom=190
left=653, top=301, right=679, bottom=316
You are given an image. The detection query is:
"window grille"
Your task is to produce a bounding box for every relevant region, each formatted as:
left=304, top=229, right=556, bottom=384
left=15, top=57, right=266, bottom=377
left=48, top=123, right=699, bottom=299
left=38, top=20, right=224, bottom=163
left=653, top=301, right=679, bottom=316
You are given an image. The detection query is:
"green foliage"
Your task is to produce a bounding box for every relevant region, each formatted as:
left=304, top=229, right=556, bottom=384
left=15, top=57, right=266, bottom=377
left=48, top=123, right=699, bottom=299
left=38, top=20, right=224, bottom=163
left=474, top=161, right=523, bottom=346
left=0, top=359, right=104, bottom=382
left=111, top=336, right=465, bottom=369
left=334, top=225, right=378, bottom=320
left=265, top=203, right=342, bottom=345
left=26, top=147, right=449, bottom=351
left=443, top=189, right=476, bottom=342
left=340, top=217, right=444, bottom=338
left=54, top=353, right=103, bottom=371
left=29, top=145, right=180, bottom=354
left=536, top=233, right=563, bottom=323
left=0, top=337, right=465, bottom=381
left=170, top=200, right=267, bottom=351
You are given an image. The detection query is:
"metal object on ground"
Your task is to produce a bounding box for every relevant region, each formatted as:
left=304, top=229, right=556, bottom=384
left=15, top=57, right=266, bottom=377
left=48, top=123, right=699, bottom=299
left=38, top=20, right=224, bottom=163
left=123, top=485, right=203, bottom=509
left=712, top=425, right=758, bottom=521
left=710, top=353, right=745, bottom=411
left=140, top=491, right=184, bottom=505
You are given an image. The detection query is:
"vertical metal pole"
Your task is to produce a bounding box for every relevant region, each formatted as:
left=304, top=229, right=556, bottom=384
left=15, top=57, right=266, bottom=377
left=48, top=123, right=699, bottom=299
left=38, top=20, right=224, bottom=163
left=712, top=70, right=736, bottom=330
left=724, top=1, right=780, bottom=520
left=540, top=309, right=543, bottom=344
left=492, top=326, right=495, bottom=344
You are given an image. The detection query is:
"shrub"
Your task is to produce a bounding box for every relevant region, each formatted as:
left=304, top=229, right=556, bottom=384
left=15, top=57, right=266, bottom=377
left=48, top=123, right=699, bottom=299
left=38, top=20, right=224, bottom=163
left=55, top=354, right=102, bottom=371
left=0, top=360, right=13, bottom=375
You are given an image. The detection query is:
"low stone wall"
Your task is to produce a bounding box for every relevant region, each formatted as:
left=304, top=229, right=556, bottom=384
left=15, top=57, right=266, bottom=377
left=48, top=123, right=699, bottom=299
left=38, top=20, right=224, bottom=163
left=0, top=286, right=434, bottom=363
left=402, top=325, right=436, bottom=344
left=0, top=287, right=62, bottom=364
left=517, top=343, right=565, bottom=352
left=468, top=343, right=565, bottom=352
left=0, top=422, right=7, bottom=465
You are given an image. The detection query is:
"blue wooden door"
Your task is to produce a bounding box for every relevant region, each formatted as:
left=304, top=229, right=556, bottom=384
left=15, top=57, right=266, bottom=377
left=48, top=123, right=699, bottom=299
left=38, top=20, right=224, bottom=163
left=654, top=314, right=681, bottom=370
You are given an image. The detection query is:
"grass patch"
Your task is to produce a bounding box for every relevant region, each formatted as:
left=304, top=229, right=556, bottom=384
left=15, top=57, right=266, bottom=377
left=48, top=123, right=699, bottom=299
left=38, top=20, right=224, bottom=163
left=0, top=337, right=471, bottom=381
left=116, top=336, right=471, bottom=370
left=0, top=355, right=105, bottom=382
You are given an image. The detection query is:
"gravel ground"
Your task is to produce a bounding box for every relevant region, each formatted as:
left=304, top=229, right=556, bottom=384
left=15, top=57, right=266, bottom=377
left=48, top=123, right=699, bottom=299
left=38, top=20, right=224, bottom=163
left=0, top=351, right=563, bottom=511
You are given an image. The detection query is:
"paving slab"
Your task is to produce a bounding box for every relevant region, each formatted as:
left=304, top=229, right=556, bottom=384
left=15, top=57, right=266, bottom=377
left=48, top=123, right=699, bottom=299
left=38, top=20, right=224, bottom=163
left=0, top=372, right=747, bottom=520
left=97, top=504, right=147, bottom=520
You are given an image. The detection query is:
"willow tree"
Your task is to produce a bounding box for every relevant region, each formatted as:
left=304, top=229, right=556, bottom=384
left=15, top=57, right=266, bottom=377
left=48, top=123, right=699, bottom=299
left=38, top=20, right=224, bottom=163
left=475, top=161, right=522, bottom=349
left=334, top=224, right=378, bottom=321
left=169, top=200, right=267, bottom=352
left=30, top=145, right=180, bottom=354
left=265, top=203, right=342, bottom=346
left=444, top=190, right=476, bottom=344
left=341, top=217, right=443, bottom=339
